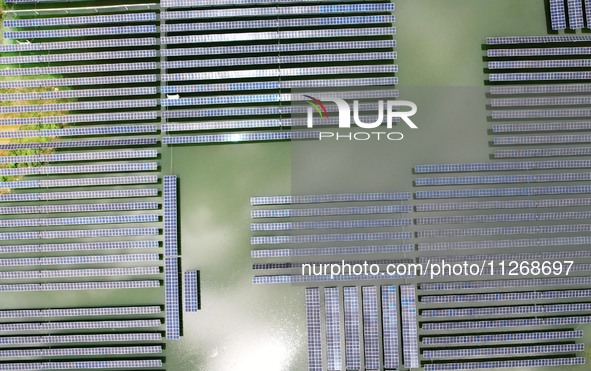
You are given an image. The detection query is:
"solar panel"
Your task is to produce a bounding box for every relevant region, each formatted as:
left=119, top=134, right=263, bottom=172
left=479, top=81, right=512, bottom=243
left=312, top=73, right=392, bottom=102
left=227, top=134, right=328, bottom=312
left=0, top=319, right=161, bottom=332
left=424, top=343, right=584, bottom=359
left=489, top=59, right=591, bottom=69
left=4, top=25, right=157, bottom=39
left=0, top=162, right=157, bottom=177
left=492, top=122, right=591, bottom=132
left=4, top=13, right=157, bottom=27
left=0, top=241, right=159, bottom=254
left=0, top=254, right=159, bottom=267
left=550, top=0, right=568, bottom=29
left=0, top=138, right=158, bottom=151
left=0, top=38, right=157, bottom=52
left=324, top=287, right=342, bottom=371
left=416, top=173, right=591, bottom=186
left=251, top=219, right=412, bottom=231
left=0, top=280, right=160, bottom=292
left=251, top=193, right=411, bottom=205
left=251, top=245, right=414, bottom=258
left=422, top=331, right=583, bottom=345
left=0, top=306, right=161, bottom=319
left=163, top=131, right=320, bottom=144
left=305, top=288, right=322, bottom=371
left=0, top=346, right=163, bottom=358
left=417, top=211, right=591, bottom=225
left=486, top=35, right=591, bottom=44
left=0, top=87, right=156, bottom=102
left=416, top=198, right=591, bottom=212
left=568, top=0, right=585, bottom=28
left=165, top=257, right=181, bottom=340
left=253, top=272, right=412, bottom=284
left=343, top=287, right=361, bottom=370
left=0, top=214, right=158, bottom=228
left=161, top=3, right=395, bottom=18
left=361, top=286, right=380, bottom=370
left=421, top=249, right=591, bottom=263
left=490, top=72, right=591, bottom=82
left=164, top=176, right=178, bottom=257
left=416, top=185, right=591, bottom=199
left=0, top=74, right=157, bottom=89
left=0, top=189, right=158, bottom=203
left=0, top=360, right=164, bottom=369
left=252, top=205, right=412, bottom=218
left=36, top=175, right=158, bottom=189
left=400, top=285, right=419, bottom=369
left=0, top=227, right=159, bottom=241
left=423, top=358, right=584, bottom=370
left=495, top=148, right=591, bottom=158
left=421, top=276, right=591, bottom=291
left=184, top=270, right=199, bottom=312
left=251, top=232, right=412, bottom=245
left=0, top=267, right=159, bottom=280
left=416, top=160, right=591, bottom=173
left=423, top=303, right=591, bottom=318
left=488, top=46, right=591, bottom=58
left=421, top=289, right=591, bottom=304
left=0, top=63, right=157, bottom=78
left=489, top=84, right=591, bottom=95
left=381, top=286, right=399, bottom=369
left=418, top=223, right=591, bottom=238
left=0, top=333, right=162, bottom=345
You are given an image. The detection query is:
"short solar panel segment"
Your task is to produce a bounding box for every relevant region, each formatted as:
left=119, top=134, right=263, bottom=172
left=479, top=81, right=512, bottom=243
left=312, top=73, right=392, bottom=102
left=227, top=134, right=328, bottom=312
left=305, top=288, right=322, bottom=371
left=422, top=331, right=583, bottom=345
left=381, top=286, right=399, bottom=370
left=423, top=358, right=584, bottom=370
left=550, top=0, right=568, bottom=29
left=324, top=288, right=342, bottom=371
left=569, top=0, right=585, bottom=28
left=343, top=287, right=361, bottom=370
left=400, top=285, right=419, bottom=369
left=184, top=270, right=199, bottom=313
left=164, top=176, right=179, bottom=257
left=165, top=257, right=181, bottom=340
left=361, top=286, right=380, bottom=371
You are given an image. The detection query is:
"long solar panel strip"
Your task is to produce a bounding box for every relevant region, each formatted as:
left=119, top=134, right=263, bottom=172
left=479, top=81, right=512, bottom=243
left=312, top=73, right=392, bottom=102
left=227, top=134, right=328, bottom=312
left=421, top=276, right=591, bottom=291
left=0, top=360, right=163, bottom=370
left=251, top=219, right=412, bottom=231
left=416, top=173, right=591, bottom=186
left=486, top=35, right=591, bottom=44
left=587, top=0, right=591, bottom=27
left=415, top=160, right=591, bottom=173
left=305, top=288, right=322, bottom=371
left=0, top=75, right=157, bottom=89
left=489, top=84, right=591, bottom=95
left=0, top=346, right=163, bottom=358
left=342, top=287, right=361, bottom=370
left=0, top=87, right=156, bottom=101
left=495, top=134, right=591, bottom=144
left=424, top=316, right=591, bottom=330
left=381, top=286, right=399, bottom=370
left=491, top=97, right=591, bottom=107
left=163, top=131, right=320, bottom=144
left=252, top=193, right=411, bottom=205
left=4, top=25, right=157, bottom=39
left=36, top=175, right=158, bottom=189
left=0, top=203, right=158, bottom=215
left=0, top=214, right=158, bottom=228
left=0, top=189, right=158, bottom=203
left=416, top=185, right=591, bottom=199
left=0, top=150, right=157, bottom=165
left=424, top=343, right=584, bottom=359
left=251, top=205, right=411, bottom=218
left=417, top=223, right=591, bottom=238
left=417, top=198, right=591, bottom=212
left=0, top=241, right=159, bottom=254
left=569, top=0, right=585, bottom=28
left=423, top=358, right=584, bottom=370
left=550, top=0, right=568, bottom=29
left=495, top=148, right=591, bottom=158
left=0, top=281, right=160, bottom=292
left=0, top=267, right=159, bottom=280
left=0, top=333, right=162, bottom=345
left=164, top=176, right=178, bottom=257
left=400, top=285, right=419, bottom=369
left=324, top=288, right=341, bottom=371
left=490, top=72, right=591, bottom=82
left=0, top=111, right=156, bottom=126
left=0, top=138, right=158, bottom=151
left=0, top=63, right=157, bottom=78
left=0, top=126, right=157, bottom=139
left=421, top=248, right=591, bottom=263
left=0, top=163, right=157, bottom=177
left=184, top=270, right=198, bottom=313
left=420, top=289, right=591, bottom=303
left=161, top=3, right=395, bottom=18
left=0, top=254, right=159, bottom=267
left=417, top=211, right=591, bottom=225
left=0, top=319, right=161, bottom=332
left=251, top=245, right=414, bottom=258
left=422, top=331, right=583, bottom=345
left=0, top=306, right=161, bottom=319
left=0, top=37, right=157, bottom=53
left=0, top=228, right=159, bottom=241
left=361, top=286, right=380, bottom=371
left=423, top=303, right=591, bottom=318
left=253, top=272, right=413, bottom=284
left=251, top=232, right=412, bottom=245
left=4, top=13, right=157, bottom=27
left=165, top=257, right=180, bottom=340
left=489, top=59, right=591, bottom=70
left=162, top=0, right=395, bottom=7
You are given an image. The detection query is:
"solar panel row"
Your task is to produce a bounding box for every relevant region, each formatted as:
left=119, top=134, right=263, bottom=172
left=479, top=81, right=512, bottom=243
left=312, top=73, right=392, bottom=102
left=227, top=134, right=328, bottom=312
left=164, top=176, right=178, bottom=257
left=0, top=281, right=160, bottom=292
left=0, top=360, right=164, bottom=370
left=0, top=241, right=159, bottom=254
left=0, top=306, right=161, bottom=319
left=0, top=333, right=162, bottom=345
left=0, top=267, right=160, bottom=280
left=251, top=245, right=414, bottom=258
left=305, top=288, right=322, bottom=371
left=0, top=254, right=159, bottom=267
left=424, top=358, right=584, bottom=370
left=400, top=285, right=419, bottom=369
left=251, top=205, right=411, bottom=218
left=184, top=270, right=199, bottom=313
left=422, top=331, right=583, bottom=345
left=0, top=346, right=163, bottom=358
left=165, top=257, right=180, bottom=340
left=0, top=189, right=158, bottom=203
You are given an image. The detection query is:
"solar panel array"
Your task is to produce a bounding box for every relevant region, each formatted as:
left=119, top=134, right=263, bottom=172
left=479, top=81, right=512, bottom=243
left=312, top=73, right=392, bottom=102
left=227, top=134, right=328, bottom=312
left=362, top=286, right=380, bottom=370
left=164, top=176, right=179, bottom=256
left=305, top=288, right=322, bottom=371
left=381, top=286, right=399, bottom=369
left=324, top=287, right=342, bottom=371
left=184, top=270, right=199, bottom=312
left=165, top=257, right=181, bottom=340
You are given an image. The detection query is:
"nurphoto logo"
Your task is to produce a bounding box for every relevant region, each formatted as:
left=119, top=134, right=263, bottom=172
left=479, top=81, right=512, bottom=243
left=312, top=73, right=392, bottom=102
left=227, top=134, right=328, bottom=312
left=304, top=95, right=418, bottom=141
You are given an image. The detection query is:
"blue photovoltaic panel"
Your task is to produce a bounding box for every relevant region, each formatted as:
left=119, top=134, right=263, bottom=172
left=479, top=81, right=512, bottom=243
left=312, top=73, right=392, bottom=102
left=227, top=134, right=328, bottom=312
left=251, top=193, right=411, bottom=205
left=422, top=331, right=583, bottom=345
left=492, top=122, right=591, bottom=132
left=164, top=176, right=178, bottom=257
left=422, top=303, right=591, bottom=318
left=423, top=358, right=584, bottom=370
left=415, top=173, right=591, bottom=186
left=251, top=219, right=412, bottom=231
left=381, top=286, right=399, bottom=369
left=0, top=63, right=157, bottom=78
left=587, top=0, right=591, bottom=27
left=422, top=316, right=591, bottom=331
left=324, top=287, right=342, bottom=371
left=0, top=125, right=156, bottom=139
left=4, top=13, right=156, bottom=27
left=0, top=360, right=164, bottom=369
left=343, top=287, right=361, bottom=370
left=0, top=346, right=163, bottom=358
left=551, top=0, right=568, bottom=29
left=0, top=214, right=158, bottom=228
left=416, top=198, right=591, bottom=212
left=0, top=189, right=158, bottom=203
left=423, top=344, right=584, bottom=359
left=419, top=236, right=591, bottom=251
left=421, top=276, right=591, bottom=291
left=362, top=286, right=380, bottom=371
left=489, top=60, right=591, bottom=70
left=0, top=333, right=162, bottom=345
left=0, top=267, right=159, bottom=280
left=494, top=134, right=591, bottom=144
left=416, top=185, right=591, bottom=199
left=4, top=25, right=157, bottom=39
left=0, top=306, right=160, bottom=319
left=417, top=224, right=591, bottom=238
left=0, top=227, right=159, bottom=241
left=184, top=270, right=199, bottom=313
left=251, top=232, right=412, bottom=245
left=0, top=74, right=157, bottom=89
left=489, top=84, right=591, bottom=95
left=305, top=288, right=322, bottom=371
left=495, top=148, right=591, bottom=158
left=415, top=160, right=591, bottom=173
left=0, top=162, right=157, bottom=177
left=0, top=111, right=156, bottom=126
left=0, top=241, right=159, bottom=254
left=0, top=254, right=159, bottom=267
left=0, top=138, right=158, bottom=151
left=486, top=35, right=591, bottom=44
left=251, top=245, right=414, bottom=258
left=420, top=249, right=591, bottom=264
left=401, top=285, right=419, bottom=369
left=251, top=205, right=411, bottom=218
left=165, top=257, right=181, bottom=340
left=0, top=280, right=160, bottom=292
left=0, top=37, right=157, bottom=53
left=0, top=319, right=161, bottom=332
left=421, top=289, right=591, bottom=304
left=417, top=211, right=591, bottom=225
left=569, top=0, right=585, bottom=28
